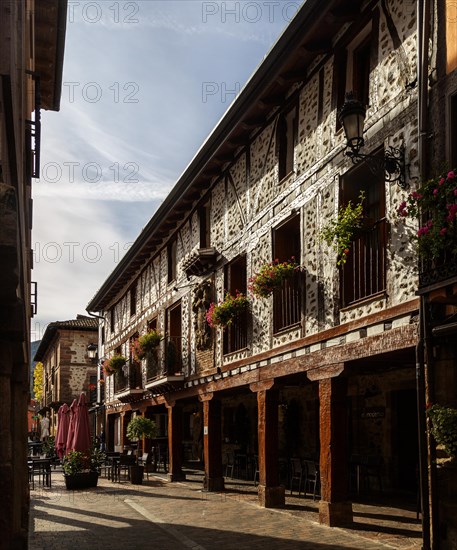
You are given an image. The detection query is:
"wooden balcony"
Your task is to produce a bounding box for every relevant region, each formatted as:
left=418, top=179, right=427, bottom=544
left=144, top=336, right=185, bottom=394
left=114, top=360, right=144, bottom=402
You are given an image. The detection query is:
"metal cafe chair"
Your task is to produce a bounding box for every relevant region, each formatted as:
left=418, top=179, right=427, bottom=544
left=303, top=460, right=320, bottom=500
left=290, top=458, right=304, bottom=496
left=114, top=454, right=136, bottom=482
left=225, top=451, right=235, bottom=478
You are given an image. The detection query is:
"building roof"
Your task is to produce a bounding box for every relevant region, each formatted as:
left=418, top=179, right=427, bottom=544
left=34, top=315, right=98, bottom=362
left=35, top=0, right=68, bottom=111
left=87, top=0, right=366, bottom=312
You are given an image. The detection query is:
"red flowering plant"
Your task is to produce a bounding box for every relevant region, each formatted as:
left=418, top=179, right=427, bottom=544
left=249, top=258, right=300, bottom=298
left=206, top=292, right=249, bottom=329
left=398, top=169, right=457, bottom=260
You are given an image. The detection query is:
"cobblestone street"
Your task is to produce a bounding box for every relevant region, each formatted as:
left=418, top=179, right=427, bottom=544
left=29, top=468, right=422, bottom=550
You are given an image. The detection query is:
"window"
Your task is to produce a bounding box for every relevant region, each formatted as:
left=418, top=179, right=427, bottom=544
left=147, top=318, right=157, bottom=332
left=335, top=23, right=375, bottom=129
left=272, top=214, right=301, bottom=332
left=130, top=281, right=137, bottom=316
left=167, top=240, right=177, bottom=284
left=110, top=308, right=115, bottom=334
left=166, top=302, right=183, bottom=375
left=340, top=150, right=386, bottom=307
left=101, top=326, right=105, bottom=345
left=199, top=202, right=211, bottom=248
left=450, top=93, right=457, bottom=167
left=223, top=255, right=248, bottom=354
left=277, top=106, right=297, bottom=181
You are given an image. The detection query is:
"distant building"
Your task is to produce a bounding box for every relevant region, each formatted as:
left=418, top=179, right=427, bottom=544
left=34, top=315, right=98, bottom=435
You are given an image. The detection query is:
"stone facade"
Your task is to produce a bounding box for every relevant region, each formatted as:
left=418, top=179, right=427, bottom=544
left=88, top=0, right=448, bottom=542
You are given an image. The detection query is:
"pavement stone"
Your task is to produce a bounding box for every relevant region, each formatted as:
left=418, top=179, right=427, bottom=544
left=29, top=467, right=422, bottom=550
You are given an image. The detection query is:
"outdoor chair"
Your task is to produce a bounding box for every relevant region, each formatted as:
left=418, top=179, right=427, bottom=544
left=114, top=454, right=136, bottom=482
left=303, top=460, right=320, bottom=500
left=290, top=458, right=304, bottom=496
left=139, top=452, right=154, bottom=480
left=225, top=451, right=235, bottom=478
left=28, top=459, right=52, bottom=489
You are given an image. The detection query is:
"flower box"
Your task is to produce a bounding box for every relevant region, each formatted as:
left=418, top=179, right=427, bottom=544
left=249, top=259, right=300, bottom=298
left=206, top=293, right=249, bottom=329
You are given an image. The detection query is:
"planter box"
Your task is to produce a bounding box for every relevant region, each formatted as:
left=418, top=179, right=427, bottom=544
left=64, top=471, right=99, bottom=490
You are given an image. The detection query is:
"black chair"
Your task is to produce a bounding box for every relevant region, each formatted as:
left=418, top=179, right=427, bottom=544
left=28, top=459, right=52, bottom=489
left=253, top=455, right=259, bottom=486
left=138, top=452, right=154, bottom=480
left=113, top=455, right=136, bottom=482
left=225, top=451, right=235, bottom=478
left=303, top=460, right=319, bottom=500
left=290, top=458, right=304, bottom=496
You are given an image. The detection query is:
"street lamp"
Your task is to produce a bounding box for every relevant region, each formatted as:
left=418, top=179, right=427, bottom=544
left=87, top=343, right=98, bottom=360
left=338, top=92, right=407, bottom=189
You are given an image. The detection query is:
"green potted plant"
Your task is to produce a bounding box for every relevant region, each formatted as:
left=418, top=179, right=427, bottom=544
left=249, top=258, right=300, bottom=298
left=62, top=448, right=106, bottom=490
left=132, top=330, right=162, bottom=361
left=206, top=292, right=249, bottom=329
left=321, top=191, right=365, bottom=265
left=126, top=416, right=158, bottom=484
left=103, top=354, right=126, bottom=376
left=397, top=169, right=457, bottom=260
left=427, top=404, right=457, bottom=462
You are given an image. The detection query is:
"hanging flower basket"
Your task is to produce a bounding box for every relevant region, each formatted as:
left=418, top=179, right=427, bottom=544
left=321, top=191, right=365, bottom=265
left=249, top=258, right=300, bottom=298
left=427, top=404, right=457, bottom=461
left=397, top=169, right=457, bottom=260
left=103, top=354, right=126, bottom=377
left=132, top=330, right=162, bottom=361
left=206, top=292, right=249, bottom=329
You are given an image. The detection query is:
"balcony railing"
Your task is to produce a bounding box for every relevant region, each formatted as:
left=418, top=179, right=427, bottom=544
left=419, top=253, right=457, bottom=289
left=341, top=218, right=387, bottom=307
left=145, top=337, right=186, bottom=392
left=223, top=309, right=248, bottom=355
left=273, top=270, right=302, bottom=333
left=114, top=359, right=142, bottom=395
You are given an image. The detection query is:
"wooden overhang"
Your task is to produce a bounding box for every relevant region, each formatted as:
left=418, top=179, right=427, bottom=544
left=87, top=0, right=368, bottom=313
left=34, top=0, right=67, bottom=111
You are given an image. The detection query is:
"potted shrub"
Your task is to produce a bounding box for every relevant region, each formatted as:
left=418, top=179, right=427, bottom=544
left=62, top=448, right=106, bottom=490
left=397, top=169, right=457, bottom=260
left=126, top=416, right=158, bottom=484
left=206, top=292, right=249, bottom=329
left=321, top=191, right=365, bottom=265
left=249, top=258, right=300, bottom=298
left=427, top=404, right=457, bottom=462
left=103, top=354, right=126, bottom=377
left=132, top=330, right=162, bottom=361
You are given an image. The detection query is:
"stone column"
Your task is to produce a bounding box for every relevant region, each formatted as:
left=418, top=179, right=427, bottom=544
left=200, top=393, right=224, bottom=491
left=166, top=401, right=186, bottom=481
left=250, top=380, right=285, bottom=508
left=308, top=364, right=352, bottom=526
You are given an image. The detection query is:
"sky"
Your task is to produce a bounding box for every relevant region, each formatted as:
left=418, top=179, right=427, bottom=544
left=31, top=0, right=304, bottom=342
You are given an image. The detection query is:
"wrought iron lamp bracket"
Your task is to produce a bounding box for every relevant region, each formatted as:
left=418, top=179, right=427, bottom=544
left=345, top=145, right=408, bottom=189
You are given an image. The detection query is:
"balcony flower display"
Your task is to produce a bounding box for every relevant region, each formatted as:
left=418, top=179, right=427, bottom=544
left=249, top=258, right=300, bottom=298
left=321, top=191, right=365, bottom=265
left=427, top=404, right=457, bottom=461
left=206, top=292, right=249, bottom=329
left=397, top=169, right=457, bottom=260
left=102, top=354, right=126, bottom=377
left=132, top=330, right=162, bottom=361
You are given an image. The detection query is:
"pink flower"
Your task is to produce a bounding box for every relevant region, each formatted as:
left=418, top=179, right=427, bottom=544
left=427, top=220, right=433, bottom=227
left=440, top=227, right=447, bottom=236
left=439, top=178, right=445, bottom=185
left=454, top=189, right=457, bottom=196
left=448, top=171, right=455, bottom=180
left=433, top=188, right=439, bottom=195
